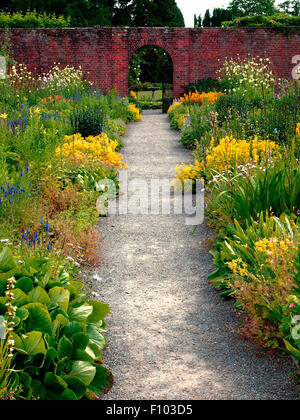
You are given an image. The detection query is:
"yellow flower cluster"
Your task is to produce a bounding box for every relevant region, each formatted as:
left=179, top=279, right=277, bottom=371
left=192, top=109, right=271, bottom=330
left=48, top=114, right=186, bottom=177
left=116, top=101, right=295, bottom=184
left=174, top=161, right=202, bottom=185
left=228, top=258, right=247, bottom=276
left=180, top=91, right=225, bottom=105
left=255, top=237, right=295, bottom=263
left=205, top=136, right=279, bottom=173
left=174, top=136, right=280, bottom=183
left=129, top=90, right=137, bottom=100
left=128, top=103, right=141, bottom=121
left=167, top=101, right=181, bottom=113
left=0, top=113, right=7, bottom=119
left=178, top=114, right=189, bottom=129
left=57, top=133, right=127, bottom=169
left=296, top=123, right=300, bottom=137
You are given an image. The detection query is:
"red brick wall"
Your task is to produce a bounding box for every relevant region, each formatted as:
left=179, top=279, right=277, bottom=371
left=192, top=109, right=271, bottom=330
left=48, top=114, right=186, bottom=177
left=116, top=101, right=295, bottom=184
left=1, top=27, right=300, bottom=98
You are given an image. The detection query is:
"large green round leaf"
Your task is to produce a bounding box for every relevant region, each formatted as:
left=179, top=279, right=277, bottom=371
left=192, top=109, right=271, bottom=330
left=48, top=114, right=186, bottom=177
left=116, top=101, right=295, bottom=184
left=15, top=277, right=34, bottom=294
left=15, top=307, right=29, bottom=321
left=64, top=377, right=86, bottom=400
left=17, top=331, right=46, bottom=356
left=28, top=286, right=51, bottom=307
left=67, top=361, right=96, bottom=386
left=48, top=287, right=70, bottom=312
left=23, top=303, right=52, bottom=335
left=64, top=321, right=82, bottom=339
left=31, top=379, right=47, bottom=400
left=72, top=332, right=89, bottom=350
left=85, top=342, right=103, bottom=362
left=68, top=303, right=93, bottom=323
left=87, top=325, right=106, bottom=351
left=57, top=388, right=78, bottom=400
left=44, top=372, right=68, bottom=393
left=0, top=247, right=16, bottom=272
left=87, top=364, right=114, bottom=399
left=57, top=336, right=73, bottom=360
left=13, top=288, right=29, bottom=307
left=87, top=301, right=110, bottom=324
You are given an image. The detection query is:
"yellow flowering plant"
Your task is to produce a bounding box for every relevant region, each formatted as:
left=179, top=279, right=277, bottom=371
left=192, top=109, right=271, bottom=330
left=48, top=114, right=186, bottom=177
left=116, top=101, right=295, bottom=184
left=168, top=102, right=190, bottom=131
left=174, top=135, right=280, bottom=183
left=129, top=90, right=137, bottom=100
left=57, top=132, right=127, bottom=169
left=180, top=90, right=225, bottom=105
left=128, top=103, right=141, bottom=121
left=167, top=101, right=181, bottom=114
left=210, top=213, right=298, bottom=348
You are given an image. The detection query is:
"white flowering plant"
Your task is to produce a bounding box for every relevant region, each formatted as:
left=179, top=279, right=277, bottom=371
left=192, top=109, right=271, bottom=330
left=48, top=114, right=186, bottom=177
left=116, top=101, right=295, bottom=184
left=217, top=55, right=277, bottom=102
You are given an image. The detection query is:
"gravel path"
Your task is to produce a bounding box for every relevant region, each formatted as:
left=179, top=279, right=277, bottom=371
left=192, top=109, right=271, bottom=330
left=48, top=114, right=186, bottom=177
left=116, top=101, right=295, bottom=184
left=91, top=110, right=299, bottom=400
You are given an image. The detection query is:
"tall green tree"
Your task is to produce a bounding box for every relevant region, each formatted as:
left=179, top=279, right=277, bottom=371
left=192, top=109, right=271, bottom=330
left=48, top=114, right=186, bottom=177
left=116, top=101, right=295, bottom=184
left=228, top=0, right=277, bottom=17
left=202, top=9, right=211, bottom=27
left=279, top=0, right=300, bottom=15
left=211, top=8, right=222, bottom=26
left=194, top=14, right=202, bottom=27
left=210, top=8, right=233, bottom=26
left=151, top=0, right=184, bottom=27
left=7, top=0, right=185, bottom=27
left=112, top=0, right=132, bottom=26
left=130, top=0, right=185, bottom=27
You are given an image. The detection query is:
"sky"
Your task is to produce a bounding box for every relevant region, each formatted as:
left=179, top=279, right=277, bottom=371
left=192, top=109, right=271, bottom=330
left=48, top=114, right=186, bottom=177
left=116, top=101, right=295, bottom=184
left=176, top=0, right=230, bottom=27
left=176, top=0, right=282, bottom=28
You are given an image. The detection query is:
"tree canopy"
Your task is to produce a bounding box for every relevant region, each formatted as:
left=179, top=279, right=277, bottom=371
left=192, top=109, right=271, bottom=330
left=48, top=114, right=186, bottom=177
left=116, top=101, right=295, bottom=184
left=4, top=0, right=185, bottom=27
left=228, top=0, right=277, bottom=17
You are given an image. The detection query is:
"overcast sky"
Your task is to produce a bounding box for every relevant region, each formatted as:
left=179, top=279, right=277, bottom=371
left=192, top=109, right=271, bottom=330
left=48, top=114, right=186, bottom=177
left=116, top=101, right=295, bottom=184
left=176, top=0, right=230, bottom=27
left=177, top=0, right=281, bottom=28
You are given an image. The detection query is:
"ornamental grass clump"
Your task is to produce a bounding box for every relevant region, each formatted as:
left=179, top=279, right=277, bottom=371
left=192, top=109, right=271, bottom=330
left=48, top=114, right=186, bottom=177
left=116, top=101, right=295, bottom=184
left=207, top=153, right=300, bottom=233
left=70, top=100, right=106, bottom=138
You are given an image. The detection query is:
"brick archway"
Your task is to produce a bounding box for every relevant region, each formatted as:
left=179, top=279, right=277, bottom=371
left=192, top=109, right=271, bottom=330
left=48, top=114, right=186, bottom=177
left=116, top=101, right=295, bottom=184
left=129, top=42, right=174, bottom=94
left=1, top=27, right=300, bottom=98
left=127, top=28, right=189, bottom=97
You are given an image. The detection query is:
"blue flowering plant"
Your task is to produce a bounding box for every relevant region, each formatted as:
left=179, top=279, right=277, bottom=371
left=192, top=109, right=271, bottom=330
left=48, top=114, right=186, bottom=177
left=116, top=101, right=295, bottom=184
left=0, top=164, right=40, bottom=231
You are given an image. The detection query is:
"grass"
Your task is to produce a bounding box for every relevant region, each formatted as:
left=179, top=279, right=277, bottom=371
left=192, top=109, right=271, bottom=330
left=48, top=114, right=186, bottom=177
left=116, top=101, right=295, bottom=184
left=137, top=90, right=162, bottom=101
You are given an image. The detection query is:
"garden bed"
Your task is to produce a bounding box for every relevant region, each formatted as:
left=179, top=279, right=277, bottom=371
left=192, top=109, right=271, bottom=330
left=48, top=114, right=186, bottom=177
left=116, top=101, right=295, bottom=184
left=0, top=61, right=141, bottom=400
left=168, top=56, right=300, bottom=382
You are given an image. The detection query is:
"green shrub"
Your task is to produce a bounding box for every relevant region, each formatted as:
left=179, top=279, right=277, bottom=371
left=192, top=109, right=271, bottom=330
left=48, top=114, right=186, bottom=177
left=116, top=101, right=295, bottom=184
left=168, top=104, right=189, bottom=131
left=183, top=78, right=226, bottom=95
left=128, top=95, right=143, bottom=113
left=139, top=100, right=162, bottom=110
left=180, top=125, right=195, bottom=149
left=71, top=103, right=106, bottom=138
left=0, top=10, right=70, bottom=28
left=223, top=13, right=300, bottom=28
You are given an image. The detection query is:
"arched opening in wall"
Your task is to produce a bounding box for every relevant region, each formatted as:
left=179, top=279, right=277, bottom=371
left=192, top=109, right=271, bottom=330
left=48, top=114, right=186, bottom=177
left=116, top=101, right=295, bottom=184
left=129, top=45, right=173, bottom=113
